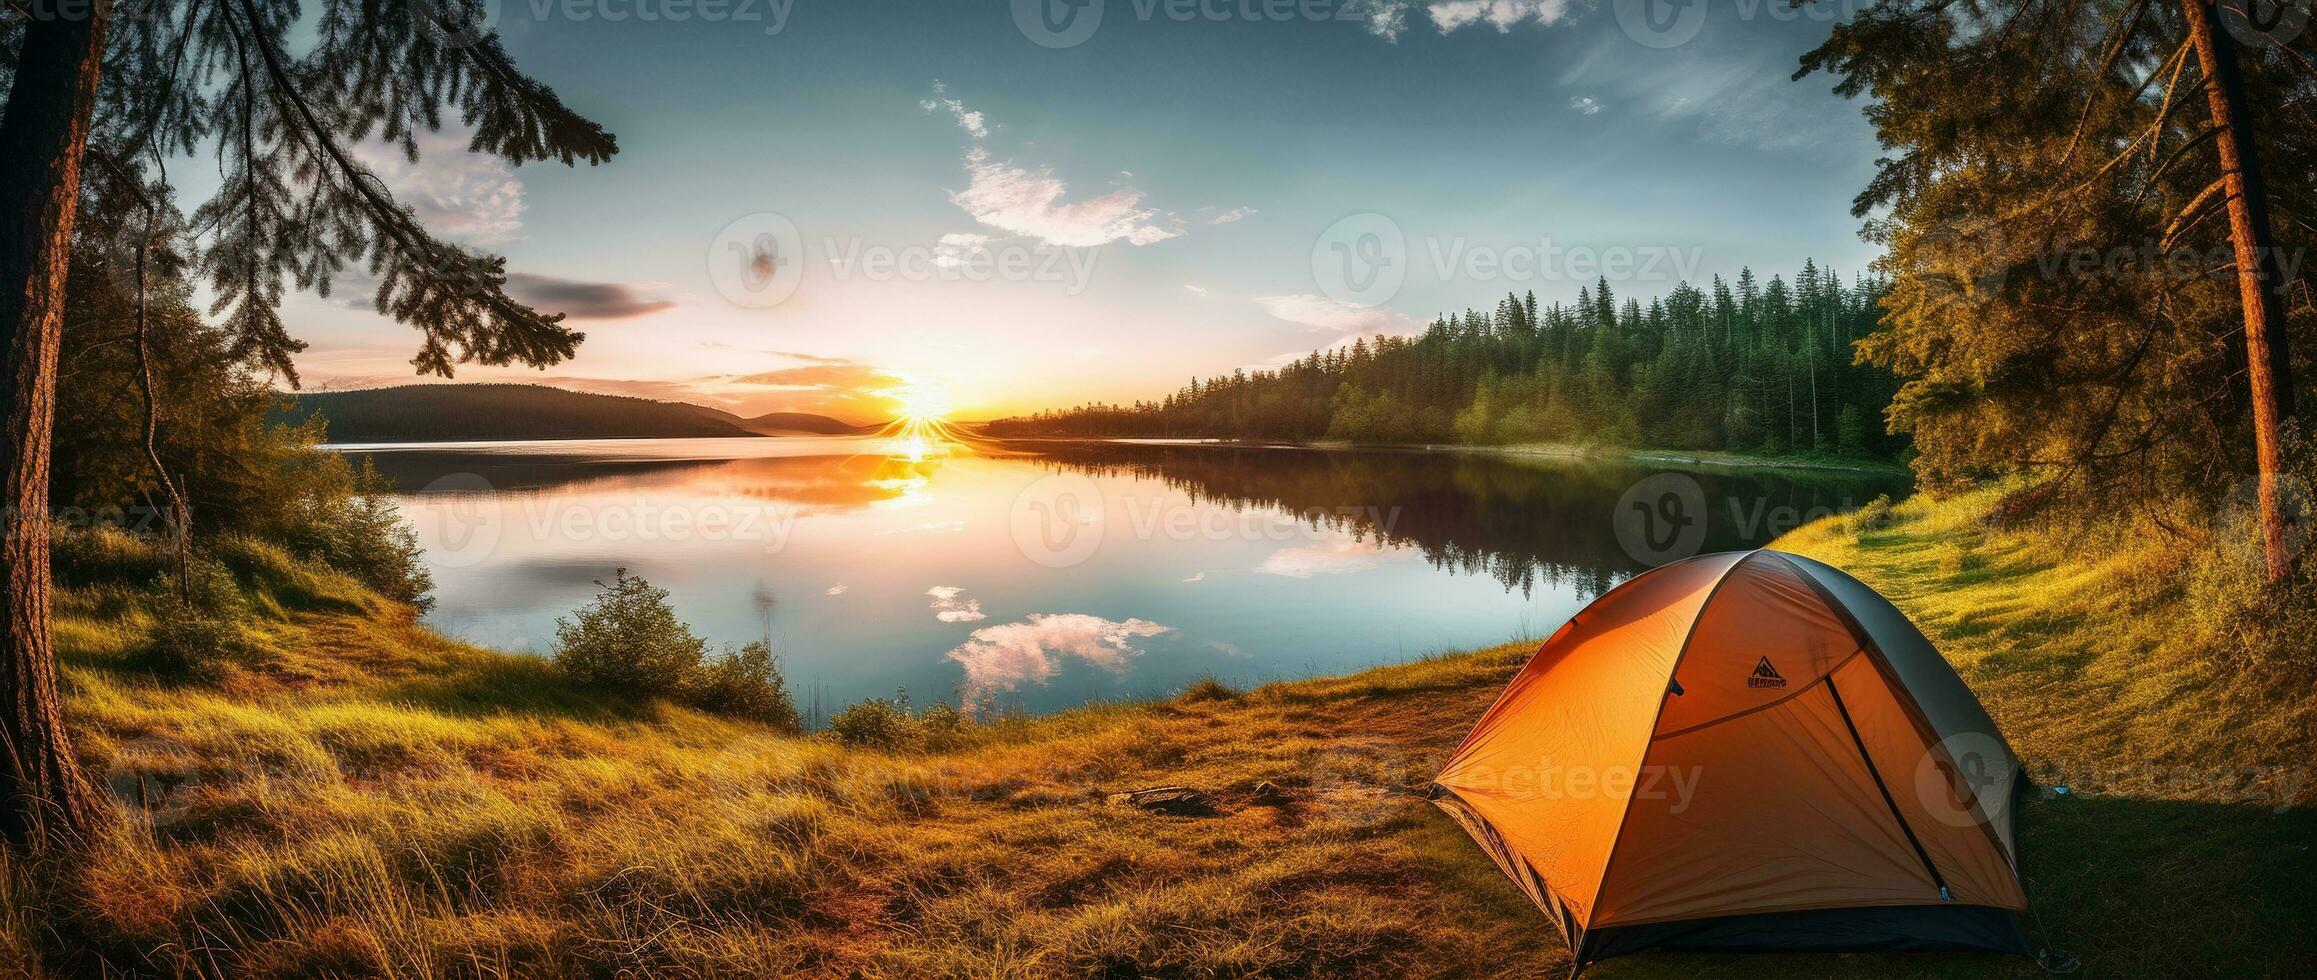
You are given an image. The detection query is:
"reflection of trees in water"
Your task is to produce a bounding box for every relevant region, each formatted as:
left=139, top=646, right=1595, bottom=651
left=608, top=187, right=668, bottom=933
left=1017, top=442, right=1909, bottom=600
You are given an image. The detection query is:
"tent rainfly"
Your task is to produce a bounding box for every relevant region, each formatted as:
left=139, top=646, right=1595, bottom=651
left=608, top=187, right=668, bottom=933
left=1432, top=550, right=2033, bottom=973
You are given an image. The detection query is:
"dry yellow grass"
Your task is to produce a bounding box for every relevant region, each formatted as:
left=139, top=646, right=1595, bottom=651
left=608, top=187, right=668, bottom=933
left=4, top=496, right=2310, bottom=977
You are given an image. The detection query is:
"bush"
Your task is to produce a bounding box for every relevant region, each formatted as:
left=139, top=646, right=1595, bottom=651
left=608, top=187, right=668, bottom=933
left=1846, top=494, right=1896, bottom=537
left=687, top=641, right=802, bottom=733
left=50, top=525, right=169, bottom=589
left=552, top=569, right=709, bottom=696
left=132, top=607, right=264, bottom=682
left=824, top=689, right=971, bottom=752
left=1177, top=676, right=1239, bottom=703
left=552, top=571, right=803, bottom=727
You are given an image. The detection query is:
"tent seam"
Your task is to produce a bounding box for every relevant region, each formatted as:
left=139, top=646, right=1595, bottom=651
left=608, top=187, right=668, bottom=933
left=1577, top=549, right=1758, bottom=951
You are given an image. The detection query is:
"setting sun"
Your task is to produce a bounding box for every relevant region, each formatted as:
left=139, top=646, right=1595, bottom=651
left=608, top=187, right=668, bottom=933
left=890, top=380, right=954, bottom=424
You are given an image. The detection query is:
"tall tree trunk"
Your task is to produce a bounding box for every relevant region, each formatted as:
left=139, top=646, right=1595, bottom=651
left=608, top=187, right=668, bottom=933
left=0, top=3, right=113, bottom=850
left=2183, top=0, right=2297, bottom=582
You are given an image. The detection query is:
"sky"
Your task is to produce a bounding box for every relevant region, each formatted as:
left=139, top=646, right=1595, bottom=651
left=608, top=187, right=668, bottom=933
left=266, top=0, right=1888, bottom=422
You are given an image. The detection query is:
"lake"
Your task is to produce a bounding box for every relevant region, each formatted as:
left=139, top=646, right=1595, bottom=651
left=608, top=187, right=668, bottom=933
left=338, top=436, right=1909, bottom=720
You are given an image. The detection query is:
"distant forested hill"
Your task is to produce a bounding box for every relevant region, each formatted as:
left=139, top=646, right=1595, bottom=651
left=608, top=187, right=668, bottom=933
left=276, top=384, right=864, bottom=443
left=986, top=263, right=1904, bottom=460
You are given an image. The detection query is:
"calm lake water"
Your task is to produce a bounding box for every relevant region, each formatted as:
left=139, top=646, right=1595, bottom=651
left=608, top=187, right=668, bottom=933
left=337, top=436, right=1909, bottom=720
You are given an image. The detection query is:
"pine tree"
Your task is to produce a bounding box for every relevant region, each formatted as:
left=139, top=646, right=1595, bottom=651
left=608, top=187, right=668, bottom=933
left=0, top=0, right=614, bottom=850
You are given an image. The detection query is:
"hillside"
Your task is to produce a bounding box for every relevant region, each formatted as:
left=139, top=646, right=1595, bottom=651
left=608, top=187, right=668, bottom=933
left=742, top=411, right=869, bottom=435
left=276, top=384, right=863, bottom=443
left=8, top=495, right=2310, bottom=977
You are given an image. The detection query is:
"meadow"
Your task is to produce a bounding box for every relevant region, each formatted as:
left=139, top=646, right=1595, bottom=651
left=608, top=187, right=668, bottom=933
left=5, top=488, right=2310, bottom=977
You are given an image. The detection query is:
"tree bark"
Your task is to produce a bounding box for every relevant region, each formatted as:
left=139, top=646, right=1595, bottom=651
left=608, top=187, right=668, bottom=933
left=0, top=1, right=114, bottom=850
left=2183, top=0, right=2297, bottom=582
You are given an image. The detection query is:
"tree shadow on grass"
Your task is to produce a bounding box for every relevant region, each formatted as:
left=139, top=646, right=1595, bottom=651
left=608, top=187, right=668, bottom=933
left=375, top=654, right=663, bottom=723
left=1557, top=793, right=2313, bottom=979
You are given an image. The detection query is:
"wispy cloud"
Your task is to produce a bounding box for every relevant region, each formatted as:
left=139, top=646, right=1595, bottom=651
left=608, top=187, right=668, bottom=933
left=1568, top=95, right=1602, bottom=116
left=1255, top=294, right=1418, bottom=333
left=926, top=84, right=1183, bottom=249
left=825, top=584, right=848, bottom=596
left=946, top=613, right=1172, bottom=701
left=920, top=80, right=990, bottom=138
left=954, top=149, right=1183, bottom=247
left=927, top=585, right=986, bottom=623
left=1210, top=207, right=1257, bottom=225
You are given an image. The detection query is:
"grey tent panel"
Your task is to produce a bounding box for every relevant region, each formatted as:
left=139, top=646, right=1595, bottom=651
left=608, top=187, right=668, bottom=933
left=1776, top=550, right=2022, bottom=860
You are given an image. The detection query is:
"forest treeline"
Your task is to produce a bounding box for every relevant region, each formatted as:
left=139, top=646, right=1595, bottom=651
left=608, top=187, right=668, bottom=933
left=985, top=264, right=1905, bottom=460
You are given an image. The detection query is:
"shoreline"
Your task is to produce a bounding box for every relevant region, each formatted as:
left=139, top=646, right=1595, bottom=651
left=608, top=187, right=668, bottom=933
left=981, top=434, right=1911, bottom=477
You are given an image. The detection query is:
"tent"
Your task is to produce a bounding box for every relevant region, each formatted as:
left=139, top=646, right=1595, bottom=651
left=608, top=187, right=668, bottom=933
left=1431, top=549, right=2032, bottom=973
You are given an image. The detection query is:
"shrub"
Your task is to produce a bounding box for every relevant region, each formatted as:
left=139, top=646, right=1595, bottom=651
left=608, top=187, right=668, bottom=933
left=1177, top=676, right=1240, bottom=703
left=825, top=694, right=916, bottom=750
left=552, top=569, right=709, bottom=696
left=132, top=607, right=264, bottom=682
left=687, top=641, right=802, bottom=732
left=1846, top=494, right=1896, bottom=538
left=823, top=689, right=971, bottom=751
left=50, top=525, right=170, bottom=589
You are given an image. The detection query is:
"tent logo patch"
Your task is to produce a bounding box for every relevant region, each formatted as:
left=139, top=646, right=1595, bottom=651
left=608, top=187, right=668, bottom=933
left=1746, top=657, right=1787, bottom=689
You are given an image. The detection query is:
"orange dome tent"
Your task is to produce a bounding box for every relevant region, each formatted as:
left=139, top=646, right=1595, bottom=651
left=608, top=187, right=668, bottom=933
left=1432, top=550, right=2032, bottom=973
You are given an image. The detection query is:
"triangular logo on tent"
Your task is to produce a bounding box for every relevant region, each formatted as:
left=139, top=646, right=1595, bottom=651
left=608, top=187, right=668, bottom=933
left=1746, top=656, right=1787, bottom=689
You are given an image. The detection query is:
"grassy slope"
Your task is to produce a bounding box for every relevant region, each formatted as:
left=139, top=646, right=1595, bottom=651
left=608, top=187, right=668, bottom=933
left=12, top=492, right=2313, bottom=977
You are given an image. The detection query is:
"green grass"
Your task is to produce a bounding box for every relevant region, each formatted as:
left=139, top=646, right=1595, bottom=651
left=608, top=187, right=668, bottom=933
left=6, top=497, right=2311, bottom=977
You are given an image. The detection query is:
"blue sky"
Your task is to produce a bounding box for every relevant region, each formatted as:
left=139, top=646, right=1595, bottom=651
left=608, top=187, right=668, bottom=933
left=277, top=0, right=1886, bottom=420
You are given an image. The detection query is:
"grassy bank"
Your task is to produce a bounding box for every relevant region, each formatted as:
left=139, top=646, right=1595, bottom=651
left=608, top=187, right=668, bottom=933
left=9, top=492, right=2311, bottom=976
